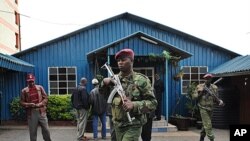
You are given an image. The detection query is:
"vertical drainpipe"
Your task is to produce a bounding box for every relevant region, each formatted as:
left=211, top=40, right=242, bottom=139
left=107, top=55, right=110, bottom=76
left=107, top=56, right=110, bottom=66
left=165, top=59, right=169, bottom=125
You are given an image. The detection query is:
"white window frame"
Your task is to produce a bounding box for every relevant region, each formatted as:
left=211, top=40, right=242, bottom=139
left=134, top=67, right=155, bottom=84
left=48, top=67, right=77, bottom=95
left=181, top=66, right=208, bottom=95
left=109, top=67, right=154, bottom=84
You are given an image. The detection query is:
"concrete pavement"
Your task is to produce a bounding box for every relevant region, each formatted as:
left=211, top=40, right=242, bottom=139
left=0, top=125, right=229, bottom=141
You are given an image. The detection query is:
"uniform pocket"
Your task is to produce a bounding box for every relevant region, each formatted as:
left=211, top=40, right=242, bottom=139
left=112, top=97, right=125, bottom=121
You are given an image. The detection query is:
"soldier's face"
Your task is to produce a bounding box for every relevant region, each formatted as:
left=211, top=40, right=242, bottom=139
left=117, top=57, right=133, bottom=72
left=205, top=78, right=212, bottom=84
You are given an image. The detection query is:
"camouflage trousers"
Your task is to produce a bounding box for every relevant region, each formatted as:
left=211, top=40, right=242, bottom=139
left=199, top=107, right=215, bottom=140
left=114, top=125, right=142, bottom=141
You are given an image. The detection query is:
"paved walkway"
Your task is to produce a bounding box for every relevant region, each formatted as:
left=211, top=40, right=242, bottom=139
left=0, top=125, right=229, bottom=141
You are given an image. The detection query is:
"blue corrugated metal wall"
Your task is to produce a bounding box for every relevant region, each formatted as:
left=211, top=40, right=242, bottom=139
left=0, top=70, right=27, bottom=120
left=4, top=15, right=236, bottom=120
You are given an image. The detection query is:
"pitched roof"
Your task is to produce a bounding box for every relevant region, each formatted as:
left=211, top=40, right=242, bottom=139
left=0, top=53, right=34, bottom=72
left=87, top=31, right=192, bottom=59
left=14, top=12, right=240, bottom=56
left=211, top=55, right=250, bottom=77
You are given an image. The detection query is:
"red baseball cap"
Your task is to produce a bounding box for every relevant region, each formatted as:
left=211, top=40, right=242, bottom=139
left=26, top=73, right=35, bottom=82
left=115, top=48, right=134, bottom=60
left=203, top=73, right=214, bottom=79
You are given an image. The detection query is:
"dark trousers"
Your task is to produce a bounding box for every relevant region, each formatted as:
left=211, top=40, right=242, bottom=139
left=141, top=116, right=153, bottom=141
left=155, top=99, right=162, bottom=119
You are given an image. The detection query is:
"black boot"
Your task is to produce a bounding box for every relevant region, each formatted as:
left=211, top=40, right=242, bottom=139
left=199, top=135, right=205, bottom=141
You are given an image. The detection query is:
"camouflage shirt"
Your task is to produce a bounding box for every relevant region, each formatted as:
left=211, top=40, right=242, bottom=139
left=193, top=83, right=218, bottom=111
left=101, top=71, right=157, bottom=127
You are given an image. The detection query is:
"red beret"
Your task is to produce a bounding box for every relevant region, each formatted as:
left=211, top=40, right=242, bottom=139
left=203, top=73, right=214, bottom=79
left=115, top=48, right=134, bottom=60
left=27, top=73, right=35, bottom=81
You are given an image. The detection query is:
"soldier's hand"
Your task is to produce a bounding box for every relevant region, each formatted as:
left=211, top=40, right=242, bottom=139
left=122, top=97, right=134, bottom=112
left=103, top=78, right=116, bottom=85
left=219, top=100, right=224, bottom=106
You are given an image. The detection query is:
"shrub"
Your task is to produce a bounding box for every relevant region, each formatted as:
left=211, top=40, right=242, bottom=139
left=10, top=95, right=75, bottom=121
left=9, top=97, right=26, bottom=121
left=47, top=95, right=75, bottom=121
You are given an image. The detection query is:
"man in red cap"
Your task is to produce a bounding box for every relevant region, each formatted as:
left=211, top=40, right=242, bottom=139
left=20, top=73, right=52, bottom=141
left=100, top=48, right=157, bottom=141
left=193, top=73, right=224, bottom=141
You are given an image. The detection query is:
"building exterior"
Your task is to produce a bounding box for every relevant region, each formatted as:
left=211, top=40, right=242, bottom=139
left=211, top=55, right=250, bottom=126
left=0, top=0, right=21, bottom=54
left=1, top=12, right=240, bottom=122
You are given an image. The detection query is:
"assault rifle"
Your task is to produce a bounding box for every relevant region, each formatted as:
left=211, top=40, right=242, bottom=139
left=203, top=77, right=225, bottom=106
left=101, top=63, right=134, bottom=123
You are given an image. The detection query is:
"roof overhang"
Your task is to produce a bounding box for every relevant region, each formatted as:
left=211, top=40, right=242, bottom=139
left=211, top=55, right=250, bottom=77
left=0, top=53, right=34, bottom=72
left=87, top=31, right=192, bottom=60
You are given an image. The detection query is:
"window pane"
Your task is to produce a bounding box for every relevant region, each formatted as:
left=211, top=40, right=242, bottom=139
left=68, top=75, right=76, bottom=80
left=191, top=74, right=198, bottom=80
left=182, top=74, right=190, bottom=80
left=68, top=82, right=76, bottom=87
left=147, top=70, right=152, bottom=76
left=182, top=87, right=188, bottom=94
left=183, top=67, right=190, bottom=73
left=148, top=77, right=153, bottom=84
left=68, top=68, right=75, bottom=73
left=50, top=89, right=58, bottom=94
left=49, top=68, right=57, bottom=74
left=182, top=81, right=190, bottom=86
left=59, top=68, right=66, bottom=73
left=68, top=89, right=74, bottom=94
left=59, top=82, right=67, bottom=87
left=191, top=67, right=198, bottom=73
left=59, top=89, right=67, bottom=94
left=49, top=75, right=57, bottom=81
left=50, top=82, right=58, bottom=88
left=200, top=67, right=207, bottom=73
left=59, top=75, right=66, bottom=80
left=140, top=70, right=145, bottom=75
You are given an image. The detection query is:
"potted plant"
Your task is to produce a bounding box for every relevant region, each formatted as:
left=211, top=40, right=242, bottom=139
left=185, top=82, right=202, bottom=128
left=169, top=95, right=190, bottom=131
left=173, top=69, right=184, bottom=81
left=174, top=114, right=190, bottom=131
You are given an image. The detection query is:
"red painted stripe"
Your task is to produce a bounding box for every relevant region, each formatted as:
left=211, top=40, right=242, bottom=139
left=0, top=43, right=17, bottom=54
left=5, top=0, right=19, bottom=12
left=0, top=17, right=19, bottom=33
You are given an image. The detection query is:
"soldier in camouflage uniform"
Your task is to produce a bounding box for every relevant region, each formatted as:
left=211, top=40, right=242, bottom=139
left=193, top=73, right=224, bottom=141
left=100, top=48, right=157, bottom=141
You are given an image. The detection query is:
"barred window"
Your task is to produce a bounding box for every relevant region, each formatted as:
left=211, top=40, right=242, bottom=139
left=48, top=67, right=77, bottom=95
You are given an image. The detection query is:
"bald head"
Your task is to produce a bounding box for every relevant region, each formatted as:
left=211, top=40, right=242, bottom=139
left=80, top=77, right=87, bottom=86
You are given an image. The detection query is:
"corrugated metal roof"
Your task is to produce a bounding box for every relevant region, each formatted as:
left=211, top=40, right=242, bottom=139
left=87, top=31, right=192, bottom=59
left=0, top=53, right=34, bottom=72
left=14, top=12, right=240, bottom=57
left=211, top=55, right=250, bottom=76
